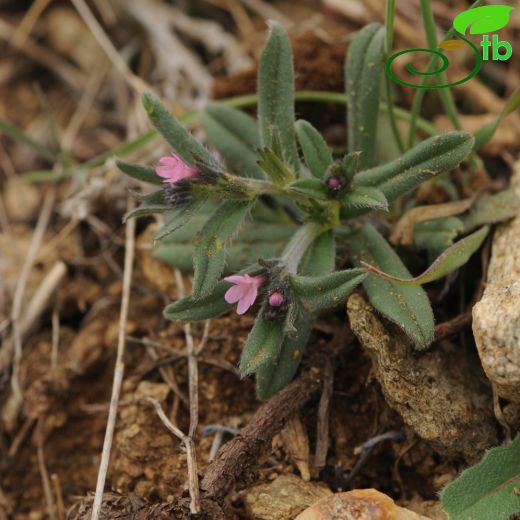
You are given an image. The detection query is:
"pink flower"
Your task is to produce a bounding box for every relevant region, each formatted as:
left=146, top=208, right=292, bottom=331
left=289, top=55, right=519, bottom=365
left=156, top=154, right=197, bottom=184
left=224, top=274, right=264, bottom=315
left=268, top=292, right=284, bottom=307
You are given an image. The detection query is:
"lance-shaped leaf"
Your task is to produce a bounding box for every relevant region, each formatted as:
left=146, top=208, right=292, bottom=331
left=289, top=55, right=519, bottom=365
left=258, top=21, right=299, bottom=173
left=295, top=119, right=333, bottom=179
left=362, top=226, right=489, bottom=286
left=299, top=229, right=336, bottom=276
left=341, top=186, right=388, bottom=215
left=353, top=131, right=474, bottom=202
left=463, top=189, right=519, bottom=233
left=164, top=280, right=233, bottom=321
left=192, top=200, right=253, bottom=298
left=257, top=147, right=295, bottom=185
left=346, top=23, right=385, bottom=170
left=201, top=104, right=265, bottom=179
left=116, top=159, right=163, bottom=185
left=240, top=315, right=285, bottom=376
left=349, top=223, right=434, bottom=349
left=453, top=5, right=513, bottom=35
left=474, top=88, right=520, bottom=150
left=288, top=178, right=328, bottom=200
left=440, top=435, right=520, bottom=520
left=154, top=199, right=208, bottom=240
left=291, top=269, right=367, bottom=312
left=124, top=189, right=171, bottom=220
left=255, top=304, right=314, bottom=399
left=142, top=93, right=215, bottom=167
left=414, top=217, right=464, bottom=263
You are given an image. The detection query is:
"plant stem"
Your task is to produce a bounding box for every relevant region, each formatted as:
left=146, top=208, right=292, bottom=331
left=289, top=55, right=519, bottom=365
left=22, top=91, right=439, bottom=183
left=281, top=222, right=321, bottom=273
left=407, top=0, right=486, bottom=148
left=384, top=0, right=405, bottom=153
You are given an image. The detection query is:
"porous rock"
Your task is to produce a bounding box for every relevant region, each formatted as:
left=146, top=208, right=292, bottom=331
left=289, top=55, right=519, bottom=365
left=472, top=163, right=520, bottom=402
left=347, top=293, right=497, bottom=462
left=243, top=474, right=331, bottom=520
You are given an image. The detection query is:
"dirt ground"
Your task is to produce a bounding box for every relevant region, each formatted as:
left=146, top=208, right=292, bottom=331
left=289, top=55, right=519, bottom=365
left=0, top=0, right=519, bottom=519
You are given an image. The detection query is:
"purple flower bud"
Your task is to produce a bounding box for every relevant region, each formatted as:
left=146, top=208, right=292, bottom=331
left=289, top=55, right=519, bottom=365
left=327, top=177, right=341, bottom=189
left=268, top=292, right=284, bottom=307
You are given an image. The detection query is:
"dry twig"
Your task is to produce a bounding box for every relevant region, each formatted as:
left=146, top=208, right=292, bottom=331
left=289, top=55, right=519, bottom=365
left=90, top=198, right=136, bottom=520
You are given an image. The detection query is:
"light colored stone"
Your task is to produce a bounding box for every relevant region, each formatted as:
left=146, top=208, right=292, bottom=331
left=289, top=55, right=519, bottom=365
left=243, top=474, right=331, bottom=520
left=295, top=489, right=432, bottom=520
left=473, top=162, right=520, bottom=402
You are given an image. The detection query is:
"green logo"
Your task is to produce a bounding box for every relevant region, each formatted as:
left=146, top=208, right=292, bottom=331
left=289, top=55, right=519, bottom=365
left=386, top=5, right=514, bottom=89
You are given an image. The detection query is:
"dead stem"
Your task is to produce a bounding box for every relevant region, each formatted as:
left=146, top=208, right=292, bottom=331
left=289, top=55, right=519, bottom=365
left=90, top=198, right=136, bottom=520
left=36, top=417, right=58, bottom=520
left=70, top=0, right=150, bottom=95
left=174, top=269, right=202, bottom=513
left=9, top=189, right=55, bottom=409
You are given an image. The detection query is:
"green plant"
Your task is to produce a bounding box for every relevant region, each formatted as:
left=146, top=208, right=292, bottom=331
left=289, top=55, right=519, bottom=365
left=441, top=436, right=520, bottom=519
left=118, top=21, right=517, bottom=399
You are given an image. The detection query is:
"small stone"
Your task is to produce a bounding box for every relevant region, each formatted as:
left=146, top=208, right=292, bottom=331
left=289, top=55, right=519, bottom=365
left=295, top=489, right=432, bottom=520
left=243, top=474, right=331, bottom=520
left=473, top=161, right=520, bottom=402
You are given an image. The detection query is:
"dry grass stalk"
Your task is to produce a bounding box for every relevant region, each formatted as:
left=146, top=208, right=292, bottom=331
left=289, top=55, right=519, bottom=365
left=90, top=198, right=136, bottom=520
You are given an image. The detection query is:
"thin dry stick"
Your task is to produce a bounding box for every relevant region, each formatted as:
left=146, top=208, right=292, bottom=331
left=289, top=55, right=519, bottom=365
left=146, top=397, right=201, bottom=514
left=10, top=0, right=54, bottom=47
left=90, top=198, right=136, bottom=520
left=51, top=305, right=60, bottom=380
left=9, top=189, right=55, bottom=404
left=51, top=474, right=66, bottom=520
left=70, top=0, right=150, bottom=94
left=174, top=270, right=201, bottom=512
left=36, top=418, right=58, bottom=520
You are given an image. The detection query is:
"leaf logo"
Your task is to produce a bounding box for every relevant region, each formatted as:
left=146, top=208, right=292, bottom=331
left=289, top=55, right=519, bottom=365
left=453, top=5, right=514, bottom=35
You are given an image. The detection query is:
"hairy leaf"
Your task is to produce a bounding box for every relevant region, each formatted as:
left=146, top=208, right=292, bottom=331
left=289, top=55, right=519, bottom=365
left=441, top=435, right=520, bottom=520
left=295, top=119, right=333, bottom=179
left=255, top=303, right=314, bottom=399
left=346, top=23, right=385, bottom=169
left=123, top=189, right=171, bottom=220
left=414, top=217, right=464, bottom=263
left=240, top=315, right=285, bottom=376
left=463, top=189, right=520, bottom=233
left=291, top=269, right=367, bottom=312
left=142, top=93, right=216, bottom=166
left=288, top=178, right=328, bottom=200
left=192, top=200, right=253, bottom=298
left=258, top=21, right=299, bottom=172
left=299, top=229, right=336, bottom=276
left=363, top=226, right=489, bottom=285
left=349, top=223, right=435, bottom=349
left=201, top=104, right=265, bottom=179
left=116, top=159, right=162, bottom=185
left=341, top=186, right=388, bottom=215
left=164, top=280, right=233, bottom=321
left=353, top=131, right=474, bottom=201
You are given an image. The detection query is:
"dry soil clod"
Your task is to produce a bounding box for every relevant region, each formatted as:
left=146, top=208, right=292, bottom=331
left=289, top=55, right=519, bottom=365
left=347, top=293, right=497, bottom=463
left=472, top=161, right=520, bottom=403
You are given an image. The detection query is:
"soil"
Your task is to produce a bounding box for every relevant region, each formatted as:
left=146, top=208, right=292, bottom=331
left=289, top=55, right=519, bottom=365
left=1, top=1, right=518, bottom=519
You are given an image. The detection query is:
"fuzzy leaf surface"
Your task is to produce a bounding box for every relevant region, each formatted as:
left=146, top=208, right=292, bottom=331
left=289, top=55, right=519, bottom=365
left=441, top=435, right=520, bottom=520
left=201, top=104, right=265, bottom=179
left=192, top=200, right=253, bottom=298
left=295, top=119, right=333, bottom=178
left=363, top=226, right=489, bottom=285
left=349, top=223, right=435, bottom=349
left=258, top=21, right=299, bottom=172
left=142, top=93, right=215, bottom=166
left=116, top=159, right=162, bottom=185
left=353, top=131, right=474, bottom=202
left=346, top=23, right=385, bottom=169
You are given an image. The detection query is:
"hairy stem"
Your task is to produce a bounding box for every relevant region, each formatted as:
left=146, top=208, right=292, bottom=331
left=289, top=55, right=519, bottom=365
left=281, top=222, right=322, bottom=273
